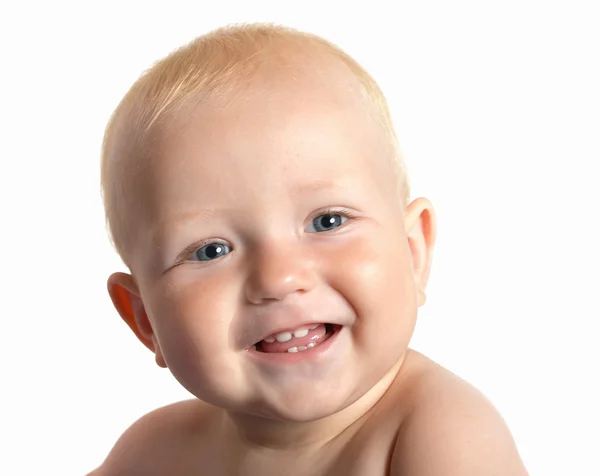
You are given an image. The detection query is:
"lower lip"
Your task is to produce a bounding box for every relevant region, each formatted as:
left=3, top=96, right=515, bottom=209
left=246, top=325, right=342, bottom=364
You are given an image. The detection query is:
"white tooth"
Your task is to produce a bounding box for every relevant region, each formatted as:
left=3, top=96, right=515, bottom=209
left=307, top=342, right=316, bottom=348
left=297, top=345, right=307, bottom=351
left=276, top=332, right=293, bottom=343
left=287, top=346, right=298, bottom=353
left=264, top=336, right=275, bottom=343
left=309, top=324, right=318, bottom=330
left=293, top=328, right=309, bottom=338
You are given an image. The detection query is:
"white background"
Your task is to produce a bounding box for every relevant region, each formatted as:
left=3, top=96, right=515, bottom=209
left=1, top=1, right=599, bottom=475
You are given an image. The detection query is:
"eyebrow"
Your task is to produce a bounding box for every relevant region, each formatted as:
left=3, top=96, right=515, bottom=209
left=164, top=208, right=218, bottom=226
left=150, top=208, right=219, bottom=243
left=292, top=179, right=343, bottom=195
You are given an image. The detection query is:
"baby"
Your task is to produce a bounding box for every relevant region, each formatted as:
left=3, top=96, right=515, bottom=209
left=92, top=24, right=528, bottom=475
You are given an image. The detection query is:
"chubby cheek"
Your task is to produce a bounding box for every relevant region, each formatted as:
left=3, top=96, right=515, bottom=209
left=324, top=228, right=417, bottom=359
left=144, top=270, right=243, bottom=397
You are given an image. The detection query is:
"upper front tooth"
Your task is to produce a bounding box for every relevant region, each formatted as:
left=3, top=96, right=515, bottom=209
left=264, top=336, right=275, bottom=343
left=275, top=332, right=293, bottom=342
left=293, top=328, right=309, bottom=338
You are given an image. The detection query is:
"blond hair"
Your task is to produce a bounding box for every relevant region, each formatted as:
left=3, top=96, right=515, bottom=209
left=101, top=23, right=409, bottom=265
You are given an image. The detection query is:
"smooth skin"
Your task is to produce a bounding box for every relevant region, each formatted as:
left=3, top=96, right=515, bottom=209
left=92, top=53, right=528, bottom=475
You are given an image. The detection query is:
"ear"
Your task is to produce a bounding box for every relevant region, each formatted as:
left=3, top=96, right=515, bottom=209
left=107, top=272, right=167, bottom=368
left=404, top=198, right=436, bottom=307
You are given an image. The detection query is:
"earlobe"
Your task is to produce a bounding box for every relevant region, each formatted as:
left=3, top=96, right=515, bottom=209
left=153, top=343, right=167, bottom=368
left=404, top=198, right=436, bottom=306
left=107, top=272, right=167, bottom=367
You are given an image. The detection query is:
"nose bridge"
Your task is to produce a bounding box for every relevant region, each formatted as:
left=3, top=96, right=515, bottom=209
left=244, top=238, right=316, bottom=304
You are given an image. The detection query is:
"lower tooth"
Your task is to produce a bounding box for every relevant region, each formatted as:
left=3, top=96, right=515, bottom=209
left=287, top=342, right=318, bottom=353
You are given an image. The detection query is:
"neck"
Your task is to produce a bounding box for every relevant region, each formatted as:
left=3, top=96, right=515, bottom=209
left=223, top=355, right=407, bottom=452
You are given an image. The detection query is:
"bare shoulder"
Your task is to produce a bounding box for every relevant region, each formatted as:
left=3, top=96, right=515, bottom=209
left=390, top=351, right=529, bottom=476
left=88, top=399, right=221, bottom=476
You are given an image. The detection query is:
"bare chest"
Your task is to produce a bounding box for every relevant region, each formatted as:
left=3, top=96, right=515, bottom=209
left=162, top=426, right=398, bottom=476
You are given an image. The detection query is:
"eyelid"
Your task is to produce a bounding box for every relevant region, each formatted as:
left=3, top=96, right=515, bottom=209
left=313, top=207, right=358, bottom=219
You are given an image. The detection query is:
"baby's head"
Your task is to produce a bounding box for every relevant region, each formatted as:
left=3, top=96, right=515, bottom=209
left=102, top=24, right=435, bottom=422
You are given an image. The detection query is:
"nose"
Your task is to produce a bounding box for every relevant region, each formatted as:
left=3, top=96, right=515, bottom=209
left=244, top=242, right=318, bottom=304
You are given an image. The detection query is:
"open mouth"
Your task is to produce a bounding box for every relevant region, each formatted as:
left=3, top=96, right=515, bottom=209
left=253, top=323, right=340, bottom=354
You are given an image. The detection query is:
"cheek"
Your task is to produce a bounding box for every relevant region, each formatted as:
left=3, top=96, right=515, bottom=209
left=324, top=230, right=417, bottom=346
left=146, top=270, right=238, bottom=371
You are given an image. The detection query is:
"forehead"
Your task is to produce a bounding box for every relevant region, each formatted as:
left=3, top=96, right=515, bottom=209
left=139, top=63, right=397, bottom=227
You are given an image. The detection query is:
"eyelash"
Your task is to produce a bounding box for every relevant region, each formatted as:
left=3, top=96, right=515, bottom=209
left=312, top=207, right=358, bottom=228
left=179, top=207, right=358, bottom=263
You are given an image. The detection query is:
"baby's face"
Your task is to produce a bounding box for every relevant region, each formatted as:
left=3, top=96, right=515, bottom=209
left=127, top=67, right=426, bottom=421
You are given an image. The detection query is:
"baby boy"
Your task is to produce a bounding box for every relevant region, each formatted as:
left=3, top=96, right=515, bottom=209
left=91, top=24, right=528, bottom=475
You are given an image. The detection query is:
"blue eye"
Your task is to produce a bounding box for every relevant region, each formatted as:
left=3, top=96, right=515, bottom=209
left=194, top=243, right=231, bottom=261
left=308, top=214, right=347, bottom=233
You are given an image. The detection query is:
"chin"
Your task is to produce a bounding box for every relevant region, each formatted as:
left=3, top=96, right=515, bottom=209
left=254, top=384, right=360, bottom=423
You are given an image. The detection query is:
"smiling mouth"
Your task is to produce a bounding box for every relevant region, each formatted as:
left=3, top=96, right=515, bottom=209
left=253, top=323, right=339, bottom=353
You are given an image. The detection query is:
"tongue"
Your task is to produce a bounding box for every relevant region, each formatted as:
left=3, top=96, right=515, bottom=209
left=260, top=324, right=328, bottom=353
